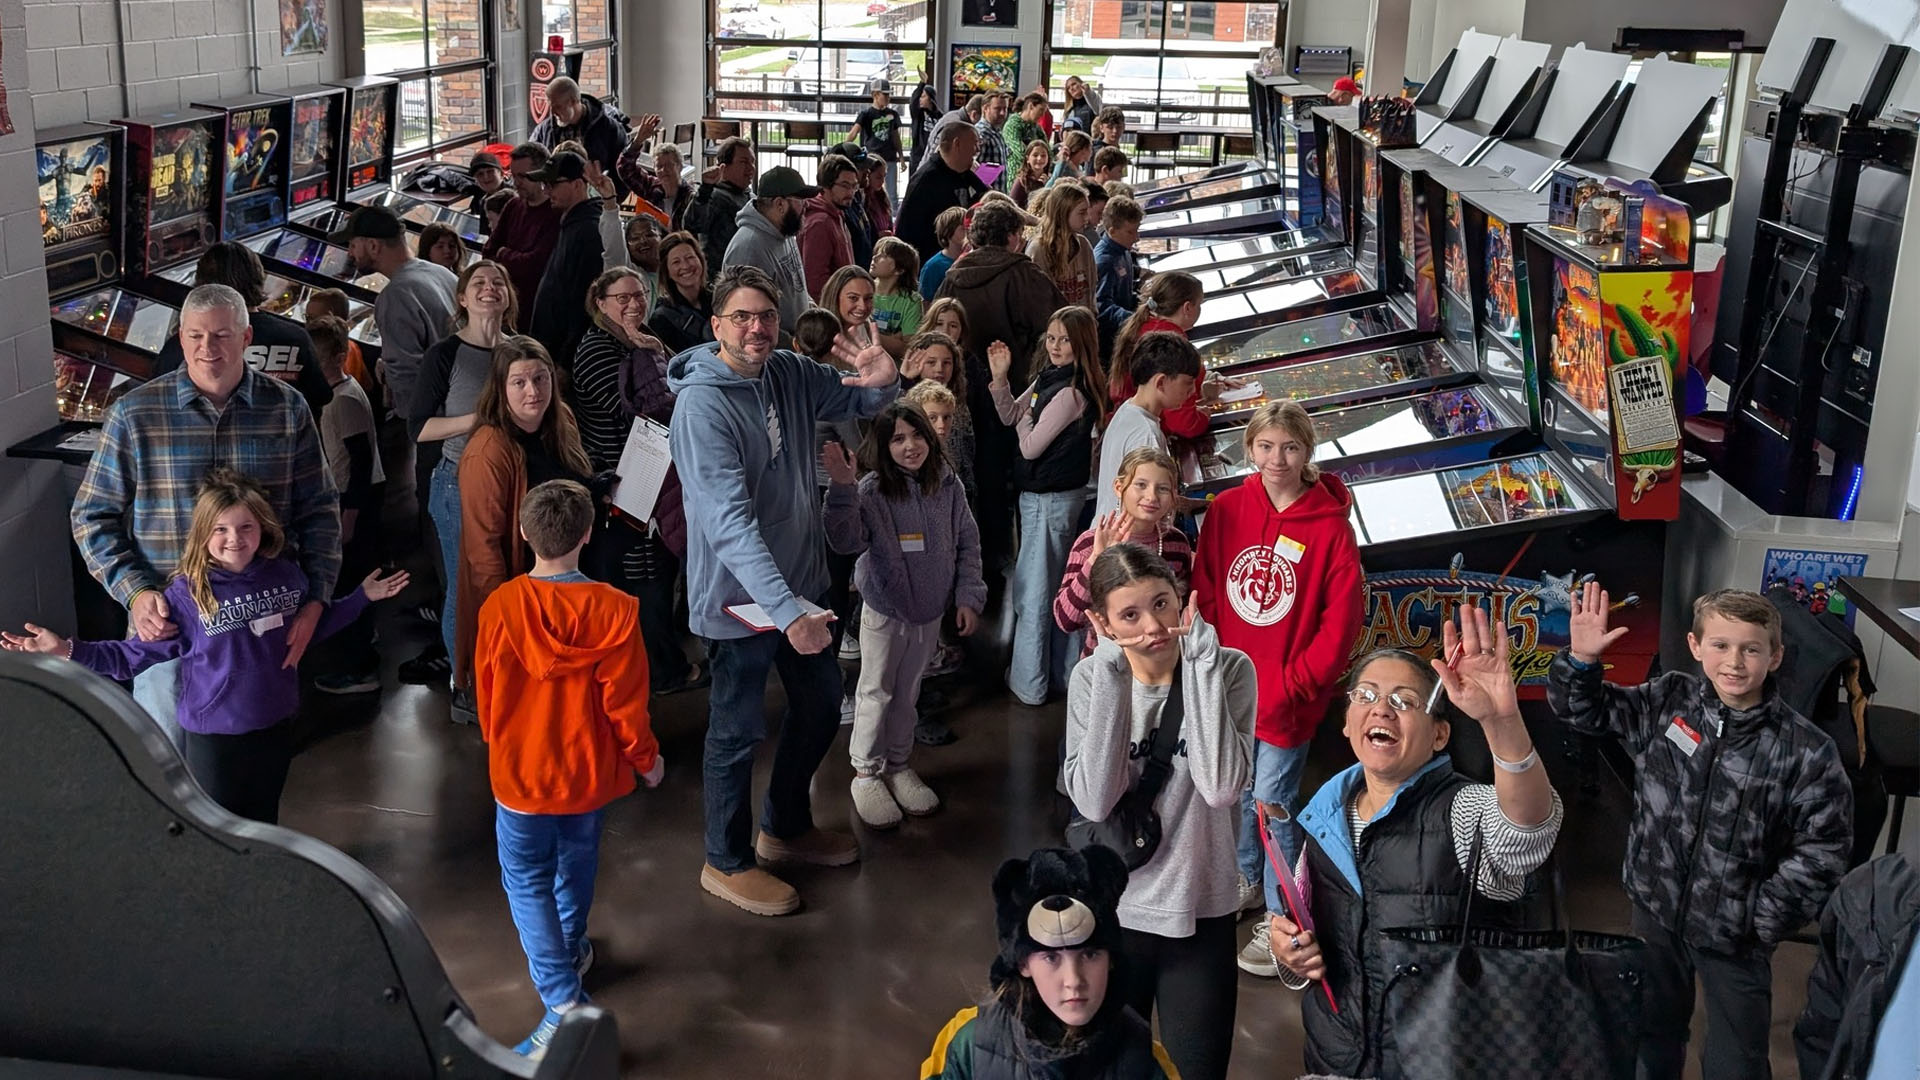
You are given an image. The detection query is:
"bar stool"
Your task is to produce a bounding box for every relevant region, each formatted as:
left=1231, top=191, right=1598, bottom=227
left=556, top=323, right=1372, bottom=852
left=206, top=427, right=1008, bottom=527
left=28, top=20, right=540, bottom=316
left=1223, top=133, right=1257, bottom=161
left=784, top=119, right=828, bottom=162
left=1868, top=705, right=1919, bottom=853
left=1133, top=130, right=1182, bottom=178
left=701, top=118, right=743, bottom=165
left=671, top=121, right=695, bottom=155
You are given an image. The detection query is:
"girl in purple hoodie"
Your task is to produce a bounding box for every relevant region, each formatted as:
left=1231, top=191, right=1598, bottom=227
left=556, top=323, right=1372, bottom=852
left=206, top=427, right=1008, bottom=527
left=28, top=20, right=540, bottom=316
left=824, top=401, right=987, bottom=829
left=3, top=469, right=407, bottom=824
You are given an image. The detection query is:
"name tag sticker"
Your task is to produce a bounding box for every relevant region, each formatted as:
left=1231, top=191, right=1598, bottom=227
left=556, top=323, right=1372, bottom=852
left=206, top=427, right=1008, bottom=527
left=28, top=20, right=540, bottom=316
left=1274, top=534, right=1307, bottom=563
left=899, top=532, right=927, bottom=553
left=249, top=612, right=285, bottom=636
left=1665, top=717, right=1701, bottom=757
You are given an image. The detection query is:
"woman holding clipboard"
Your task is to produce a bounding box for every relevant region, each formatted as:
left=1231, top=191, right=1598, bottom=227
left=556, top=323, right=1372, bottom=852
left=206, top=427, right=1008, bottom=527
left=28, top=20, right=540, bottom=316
left=1268, top=604, right=1564, bottom=1079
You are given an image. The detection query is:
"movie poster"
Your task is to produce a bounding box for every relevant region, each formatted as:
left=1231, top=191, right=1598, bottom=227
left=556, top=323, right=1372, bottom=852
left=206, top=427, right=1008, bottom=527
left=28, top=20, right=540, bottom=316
left=1548, top=257, right=1607, bottom=419
left=290, top=96, right=335, bottom=193
left=38, top=134, right=114, bottom=249
left=949, top=44, right=1019, bottom=108
left=1760, top=548, right=1868, bottom=624
left=1484, top=217, right=1521, bottom=347
left=149, top=120, right=216, bottom=224
left=349, top=87, right=392, bottom=166
left=280, top=0, right=328, bottom=56
left=226, top=107, right=282, bottom=196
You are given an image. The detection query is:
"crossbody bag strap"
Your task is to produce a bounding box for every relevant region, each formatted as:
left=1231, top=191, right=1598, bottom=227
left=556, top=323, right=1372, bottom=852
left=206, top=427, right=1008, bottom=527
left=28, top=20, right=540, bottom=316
left=1134, top=665, right=1186, bottom=804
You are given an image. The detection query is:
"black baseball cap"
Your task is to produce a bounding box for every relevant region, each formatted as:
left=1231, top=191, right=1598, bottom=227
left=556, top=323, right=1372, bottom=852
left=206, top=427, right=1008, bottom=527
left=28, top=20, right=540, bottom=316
left=525, top=150, right=588, bottom=183
left=326, top=204, right=404, bottom=244
left=756, top=165, right=818, bottom=199
left=469, top=151, right=503, bottom=173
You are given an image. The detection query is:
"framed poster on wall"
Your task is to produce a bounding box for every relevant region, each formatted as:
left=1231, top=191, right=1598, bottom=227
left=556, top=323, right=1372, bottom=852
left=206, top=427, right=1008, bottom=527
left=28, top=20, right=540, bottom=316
left=949, top=43, right=1021, bottom=109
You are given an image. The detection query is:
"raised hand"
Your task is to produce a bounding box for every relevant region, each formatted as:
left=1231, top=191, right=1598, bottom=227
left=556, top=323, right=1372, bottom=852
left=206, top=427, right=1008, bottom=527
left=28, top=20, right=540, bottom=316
left=360, top=568, right=412, bottom=601
left=899, top=345, right=925, bottom=380
left=987, top=340, right=1013, bottom=384
left=955, top=606, right=980, bottom=637
left=584, top=161, right=616, bottom=199
left=1432, top=603, right=1520, bottom=727
left=1569, top=580, right=1628, bottom=664
left=634, top=113, right=662, bottom=144
left=831, top=333, right=898, bottom=388
left=1, top=622, right=69, bottom=655
left=822, top=440, right=860, bottom=486
left=1088, top=509, right=1129, bottom=559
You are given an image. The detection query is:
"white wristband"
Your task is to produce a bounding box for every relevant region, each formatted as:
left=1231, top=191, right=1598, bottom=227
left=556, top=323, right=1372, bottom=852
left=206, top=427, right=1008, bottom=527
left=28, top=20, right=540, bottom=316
left=1491, top=746, right=1539, bottom=773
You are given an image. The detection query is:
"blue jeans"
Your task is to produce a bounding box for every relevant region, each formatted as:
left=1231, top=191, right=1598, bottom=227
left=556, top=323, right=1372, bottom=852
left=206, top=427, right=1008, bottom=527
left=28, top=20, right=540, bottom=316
left=496, top=804, right=604, bottom=1010
left=1009, top=490, right=1084, bottom=706
left=428, top=458, right=462, bottom=658
left=703, top=629, right=844, bottom=872
left=132, top=656, right=182, bottom=747
left=1238, top=739, right=1312, bottom=914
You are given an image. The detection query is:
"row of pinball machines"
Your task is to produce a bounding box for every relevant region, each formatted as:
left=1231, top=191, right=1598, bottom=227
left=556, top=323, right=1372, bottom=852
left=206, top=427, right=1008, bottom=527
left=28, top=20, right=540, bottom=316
left=1130, top=44, right=1733, bottom=692
left=17, top=75, right=485, bottom=468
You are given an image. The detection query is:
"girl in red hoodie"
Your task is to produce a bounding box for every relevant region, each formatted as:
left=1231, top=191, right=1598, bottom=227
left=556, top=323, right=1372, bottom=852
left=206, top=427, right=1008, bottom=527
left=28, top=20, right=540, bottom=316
left=1107, top=272, right=1211, bottom=439
left=1189, top=400, right=1364, bottom=978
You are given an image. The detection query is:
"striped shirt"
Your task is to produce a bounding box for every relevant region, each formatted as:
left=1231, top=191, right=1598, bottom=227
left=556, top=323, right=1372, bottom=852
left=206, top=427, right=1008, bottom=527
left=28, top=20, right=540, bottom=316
left=71, top=367, right=341, bottom=605
left=1053, top=524, right=1193, bottom=656
left=1341, top=783, right=1564, bottom=901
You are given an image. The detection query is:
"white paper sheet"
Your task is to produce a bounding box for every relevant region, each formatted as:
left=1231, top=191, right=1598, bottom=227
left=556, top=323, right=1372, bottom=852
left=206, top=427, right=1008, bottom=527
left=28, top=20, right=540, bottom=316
left=611, top=416, right=672, bottom=524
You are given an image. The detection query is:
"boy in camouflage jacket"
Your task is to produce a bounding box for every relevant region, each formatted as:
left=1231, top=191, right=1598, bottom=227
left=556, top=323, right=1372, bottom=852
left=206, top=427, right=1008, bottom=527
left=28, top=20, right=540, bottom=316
left=1547, top=585, right=1851, bottom=1080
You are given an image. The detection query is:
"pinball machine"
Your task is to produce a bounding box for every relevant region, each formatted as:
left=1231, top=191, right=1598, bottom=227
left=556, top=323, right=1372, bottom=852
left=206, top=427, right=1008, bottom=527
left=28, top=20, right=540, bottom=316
left=292, top=76, right=485, bottom=246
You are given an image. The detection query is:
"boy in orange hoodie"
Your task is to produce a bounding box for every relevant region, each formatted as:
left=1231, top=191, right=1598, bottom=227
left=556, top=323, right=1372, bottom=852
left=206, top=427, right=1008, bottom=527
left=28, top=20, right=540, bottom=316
left=475, top=479, right=665, bottom=1060
left=1189, top=401, right=1365, bottom=978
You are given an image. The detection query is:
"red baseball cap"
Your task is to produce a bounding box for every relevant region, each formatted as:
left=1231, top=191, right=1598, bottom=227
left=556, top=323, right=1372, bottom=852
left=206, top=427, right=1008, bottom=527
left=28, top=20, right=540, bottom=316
left=1333, top=76, right=1362, bottom=95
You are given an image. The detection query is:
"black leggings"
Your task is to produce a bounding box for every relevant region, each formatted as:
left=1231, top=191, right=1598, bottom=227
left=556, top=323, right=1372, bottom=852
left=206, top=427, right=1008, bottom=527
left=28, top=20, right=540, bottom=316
left=180, top=723, right=294, bottom=825
left=1119, top=914, right=1239, bottom=1080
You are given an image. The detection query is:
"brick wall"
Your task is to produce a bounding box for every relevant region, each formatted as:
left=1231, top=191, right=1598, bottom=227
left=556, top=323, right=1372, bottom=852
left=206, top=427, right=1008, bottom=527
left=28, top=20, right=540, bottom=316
left=0, top=0, right=77, bottom=634
left=25, top=0, right=347, bottom=128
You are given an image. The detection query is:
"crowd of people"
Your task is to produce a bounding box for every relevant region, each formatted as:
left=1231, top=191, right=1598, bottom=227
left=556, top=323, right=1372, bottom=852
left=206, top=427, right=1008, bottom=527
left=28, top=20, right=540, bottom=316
left=3, top=74, right=1912, bottom=1080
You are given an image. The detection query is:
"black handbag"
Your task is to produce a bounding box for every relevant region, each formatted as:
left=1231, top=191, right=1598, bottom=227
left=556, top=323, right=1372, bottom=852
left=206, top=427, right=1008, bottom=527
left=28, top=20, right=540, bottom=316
left=1065, top=667, right=1184, bottom=870
left=1376, top=830, right=1648, bottom=1080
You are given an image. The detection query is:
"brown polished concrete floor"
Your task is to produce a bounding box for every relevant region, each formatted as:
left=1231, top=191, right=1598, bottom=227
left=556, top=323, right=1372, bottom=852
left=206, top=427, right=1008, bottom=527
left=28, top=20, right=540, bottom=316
left=281, top=599, right=1817, bottom=1079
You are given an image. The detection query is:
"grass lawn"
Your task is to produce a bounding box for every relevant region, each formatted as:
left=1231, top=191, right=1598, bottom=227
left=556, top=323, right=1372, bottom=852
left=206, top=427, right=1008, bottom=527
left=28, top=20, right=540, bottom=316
left=363, top=10, right=421, bottom=30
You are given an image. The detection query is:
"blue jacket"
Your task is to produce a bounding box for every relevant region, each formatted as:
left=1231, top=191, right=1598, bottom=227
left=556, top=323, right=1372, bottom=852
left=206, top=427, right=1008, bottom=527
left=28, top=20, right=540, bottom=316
left=1093, top=235, right=1140, bottom=341
left=667, top=343, right=898, bottom=638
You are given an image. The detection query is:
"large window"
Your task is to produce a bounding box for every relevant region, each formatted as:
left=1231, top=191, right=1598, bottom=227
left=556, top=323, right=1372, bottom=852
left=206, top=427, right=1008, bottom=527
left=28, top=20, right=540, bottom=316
left=361, top=0, right=496, bottom=157
left=544, top=0, right=617, bottom=103
left=710, top=0, right=933, bottom=121
left=1048, top=1, right=1281, bottom=130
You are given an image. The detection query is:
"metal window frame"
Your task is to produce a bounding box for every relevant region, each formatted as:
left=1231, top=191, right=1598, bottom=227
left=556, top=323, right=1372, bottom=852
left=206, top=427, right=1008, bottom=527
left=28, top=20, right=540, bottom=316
left=706, top=5, right=937, bottom=117
left=547, top=0, right=620, bottom=104
left=363, top=0, right=500, bottom=166
left=1041, top=0, right=1278, bottom=122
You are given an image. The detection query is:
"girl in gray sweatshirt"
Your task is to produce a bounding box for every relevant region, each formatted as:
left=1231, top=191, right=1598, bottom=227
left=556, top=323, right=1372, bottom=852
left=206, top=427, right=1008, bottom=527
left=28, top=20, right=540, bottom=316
left=1063, top=542, right=1256, bottom=1080
left=825, top=401, right=988, bottom=830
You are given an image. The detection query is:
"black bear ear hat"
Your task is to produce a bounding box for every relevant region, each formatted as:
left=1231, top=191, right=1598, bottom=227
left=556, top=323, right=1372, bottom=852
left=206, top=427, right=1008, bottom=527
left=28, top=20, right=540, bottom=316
left=990, top=846, right=1129, bottom=988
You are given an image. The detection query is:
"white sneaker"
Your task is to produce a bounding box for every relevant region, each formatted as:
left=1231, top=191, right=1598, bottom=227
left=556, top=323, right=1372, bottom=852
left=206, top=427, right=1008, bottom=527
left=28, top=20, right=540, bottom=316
left=851, top=775, right=902, bottom=828
left=838, top=633, right=861, bottom=661
left=883, top=767, right=941, bottom=816
left=1238, top=919, right=1279, bottom=977
left=840, top=695, right=856, bottom=726
left=1237, top=873, right=1265, bottom=915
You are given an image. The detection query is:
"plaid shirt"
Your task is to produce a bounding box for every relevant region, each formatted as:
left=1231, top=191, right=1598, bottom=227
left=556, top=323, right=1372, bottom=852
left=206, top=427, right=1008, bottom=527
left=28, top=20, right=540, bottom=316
left=72, top=366, right=341, bottom=606
left=973, top=118, right=1011, bottom=192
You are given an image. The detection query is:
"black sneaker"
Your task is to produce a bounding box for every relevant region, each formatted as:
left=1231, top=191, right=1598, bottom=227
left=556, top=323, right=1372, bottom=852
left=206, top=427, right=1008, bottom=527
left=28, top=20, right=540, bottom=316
left=415, top=604, right=441, bottom=625
left=315, top=671, right=381, bottom=695
left=398, top=648, right=452, bottom=686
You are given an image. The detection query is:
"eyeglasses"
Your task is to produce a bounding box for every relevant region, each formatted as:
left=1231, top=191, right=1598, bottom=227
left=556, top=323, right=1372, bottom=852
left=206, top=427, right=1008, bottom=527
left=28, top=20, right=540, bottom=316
left=721, top=309, right=781, bottom=328
left=833, top=180, right=860, bottom=192
left=603, top=290, right=647, bottom=306
left=1347, top=686, right=1425, bottom=712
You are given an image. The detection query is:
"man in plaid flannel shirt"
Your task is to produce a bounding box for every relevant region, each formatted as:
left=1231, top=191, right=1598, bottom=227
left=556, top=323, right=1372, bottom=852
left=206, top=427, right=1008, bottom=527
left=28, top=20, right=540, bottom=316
left=70, top=284, right=340, bottom=744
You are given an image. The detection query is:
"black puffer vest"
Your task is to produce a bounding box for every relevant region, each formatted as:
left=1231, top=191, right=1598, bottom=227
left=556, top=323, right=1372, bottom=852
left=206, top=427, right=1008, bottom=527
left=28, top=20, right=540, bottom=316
left=971, top=1000, right=1163, bottom=1080
left=1298, top=763, right=1543, bottom=1079
left=1014, top=364, right=1096, bottom=495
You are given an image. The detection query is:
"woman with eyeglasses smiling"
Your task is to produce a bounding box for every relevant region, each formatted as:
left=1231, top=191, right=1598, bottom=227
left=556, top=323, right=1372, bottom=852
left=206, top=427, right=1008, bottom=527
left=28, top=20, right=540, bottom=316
left=571, top=267, right=707, bottom=696
left=1272, top=604, right=1563, bottom=1079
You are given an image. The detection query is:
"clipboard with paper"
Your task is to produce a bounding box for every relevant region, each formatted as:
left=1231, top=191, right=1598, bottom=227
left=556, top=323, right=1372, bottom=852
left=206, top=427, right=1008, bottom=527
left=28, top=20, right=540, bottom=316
left=1257, top=801, right=1339, bottom=1013
left=611, top=417, right=673, bottom=524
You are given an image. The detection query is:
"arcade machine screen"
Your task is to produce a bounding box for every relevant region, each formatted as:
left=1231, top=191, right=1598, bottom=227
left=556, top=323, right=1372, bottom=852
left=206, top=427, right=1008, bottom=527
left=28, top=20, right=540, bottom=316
left=1193, top=387, right=1504, bottom=488
left=1484, top=218, right=1523, bottom=351
left=1400, top=178, right=1439, bottom=330
left=54, top=348, right=136, bottom=423
left=51, top=288, right=177, bottom=355
left=289, top=96, right=337, bottom=205
left=222, top=106, right=286, bottom=237
left=1351, top=455, right=1585, bottom=543
left=1548, top=256, right=1609, bottom=422
left=1198, top=343, right=1460, bottom=426
left=38, top=133, right=116, bottom=291
left=1196, top=304, right=1411, bottom=373
left=347, top=85, right=393, bottom=191
left=1440, top=191, right=1475, bottom=345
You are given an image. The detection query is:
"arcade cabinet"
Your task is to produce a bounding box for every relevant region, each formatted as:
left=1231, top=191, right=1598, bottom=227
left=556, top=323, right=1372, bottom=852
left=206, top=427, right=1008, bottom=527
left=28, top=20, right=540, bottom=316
left=192, top=92, right=293, bottom=241
left=115, top=108, right=226, bottom=281
left=1551, top=54, right=1733, bottom=217
left=1473, top=44, right=1632, bottom=187
left=299, top=75, right=484, bottom=243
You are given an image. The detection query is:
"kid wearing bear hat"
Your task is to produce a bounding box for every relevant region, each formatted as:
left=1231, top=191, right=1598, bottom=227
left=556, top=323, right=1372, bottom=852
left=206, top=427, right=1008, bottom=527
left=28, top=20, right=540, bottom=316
left=919, top=846, right=1179, bottom=1079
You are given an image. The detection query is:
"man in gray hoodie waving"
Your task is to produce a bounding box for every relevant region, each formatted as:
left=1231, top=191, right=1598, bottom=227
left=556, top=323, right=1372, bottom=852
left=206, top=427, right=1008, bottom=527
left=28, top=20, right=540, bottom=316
left=668, top=265, right=900, bottom=916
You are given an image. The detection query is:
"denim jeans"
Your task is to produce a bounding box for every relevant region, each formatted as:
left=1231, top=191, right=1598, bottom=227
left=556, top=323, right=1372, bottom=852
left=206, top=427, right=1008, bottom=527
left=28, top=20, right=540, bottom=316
left=703, top=629, right=844, bottom=872
left=496, top=804, right=605, bottom=1010
left=1237, top=738, right=1312, bottom=914
left=1008, top=490, right=1084, bottom=705
left=428, top=458, right=462, bottom=659
left=132, top=657, right=183, bottom=747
